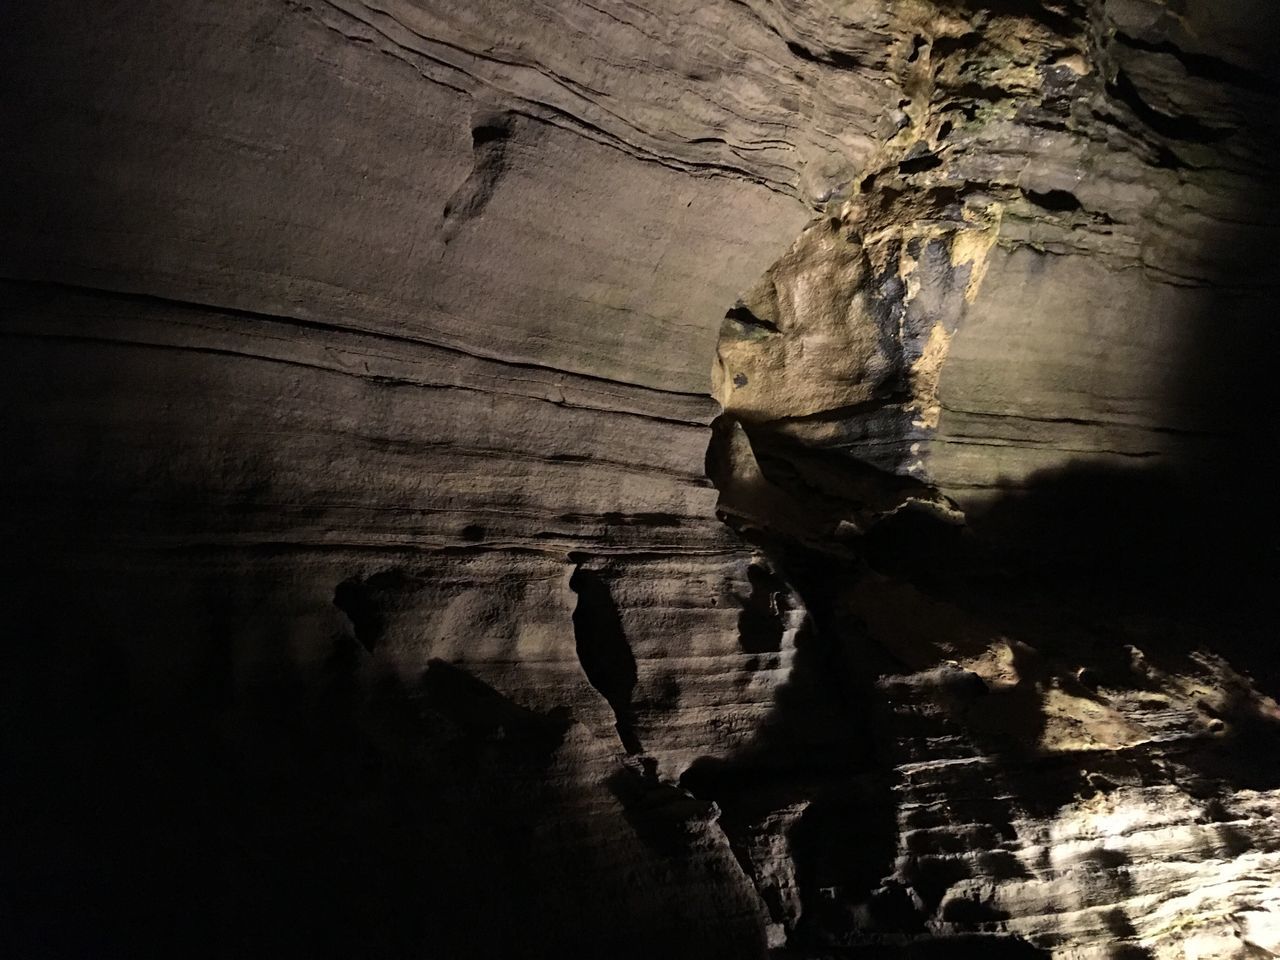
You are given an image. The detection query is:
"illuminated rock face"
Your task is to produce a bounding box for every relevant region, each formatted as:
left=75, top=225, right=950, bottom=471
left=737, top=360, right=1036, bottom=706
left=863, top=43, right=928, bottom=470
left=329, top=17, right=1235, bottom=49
left=1, top=1, right=1278, bottom=957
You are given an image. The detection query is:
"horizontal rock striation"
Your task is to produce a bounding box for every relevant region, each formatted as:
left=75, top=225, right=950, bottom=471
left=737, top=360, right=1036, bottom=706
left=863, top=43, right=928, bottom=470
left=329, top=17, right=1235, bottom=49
left=1, top=0, right=1278, bottom=958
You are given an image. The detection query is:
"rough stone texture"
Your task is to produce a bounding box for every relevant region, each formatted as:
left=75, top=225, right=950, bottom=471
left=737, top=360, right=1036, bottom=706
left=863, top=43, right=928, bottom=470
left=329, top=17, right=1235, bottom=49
left=1, top=1, right=1278, bottom=958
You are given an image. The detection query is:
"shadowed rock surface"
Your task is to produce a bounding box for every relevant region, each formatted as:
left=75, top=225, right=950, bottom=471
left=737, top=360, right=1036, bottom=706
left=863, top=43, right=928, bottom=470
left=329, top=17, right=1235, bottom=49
left=1, top=1, right=1278, bottom=957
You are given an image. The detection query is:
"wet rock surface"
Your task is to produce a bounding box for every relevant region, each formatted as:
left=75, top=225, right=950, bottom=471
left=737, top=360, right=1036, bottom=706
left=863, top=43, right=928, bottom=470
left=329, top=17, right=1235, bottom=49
left=2, top=1, right=1278, bottom=957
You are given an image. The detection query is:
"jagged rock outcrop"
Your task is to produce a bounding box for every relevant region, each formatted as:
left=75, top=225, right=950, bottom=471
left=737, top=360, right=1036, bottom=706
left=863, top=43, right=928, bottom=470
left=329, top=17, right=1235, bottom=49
left=1, top=1, right=1277, bottom=958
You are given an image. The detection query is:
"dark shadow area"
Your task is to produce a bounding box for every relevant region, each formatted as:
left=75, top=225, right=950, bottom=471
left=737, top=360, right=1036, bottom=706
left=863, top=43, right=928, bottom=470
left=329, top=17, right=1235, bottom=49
left=859, top=420, right=1280, bottom=797
left=333, top=568, right=414, bottom=653
left=0, top=555, right=768, bottom=959
left=771, top=933, right=1050, bottom=959
left=739, top=562, right=789, bottom=654
left=605, top=762, right=718, bottom=859
left=681, top=543, right=910, bottom=950
left=568, top=562, right=641, bottom=754
left=0, top=571, right=572, bottom=959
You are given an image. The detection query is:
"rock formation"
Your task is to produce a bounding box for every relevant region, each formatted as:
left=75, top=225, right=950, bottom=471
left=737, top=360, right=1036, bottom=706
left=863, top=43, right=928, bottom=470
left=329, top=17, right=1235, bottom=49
left=1, top=0, right=1277, bottom=957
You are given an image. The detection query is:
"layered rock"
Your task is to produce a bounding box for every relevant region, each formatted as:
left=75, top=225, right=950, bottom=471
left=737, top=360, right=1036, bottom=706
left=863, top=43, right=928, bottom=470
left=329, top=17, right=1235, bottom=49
left=703, top=1, right=1280, bottom=957
left=1, top=0, right=1277, bottom=958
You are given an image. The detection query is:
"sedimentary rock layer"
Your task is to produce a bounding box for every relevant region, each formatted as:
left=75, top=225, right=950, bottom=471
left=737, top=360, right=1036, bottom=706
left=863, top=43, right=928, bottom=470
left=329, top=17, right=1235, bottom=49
left=2, top=1, right=1278, bottom=958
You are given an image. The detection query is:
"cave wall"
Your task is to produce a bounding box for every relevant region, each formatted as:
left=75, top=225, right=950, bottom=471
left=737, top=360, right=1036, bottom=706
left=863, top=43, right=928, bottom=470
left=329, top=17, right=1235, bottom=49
left=2, top=1, right=1279, bottom=958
